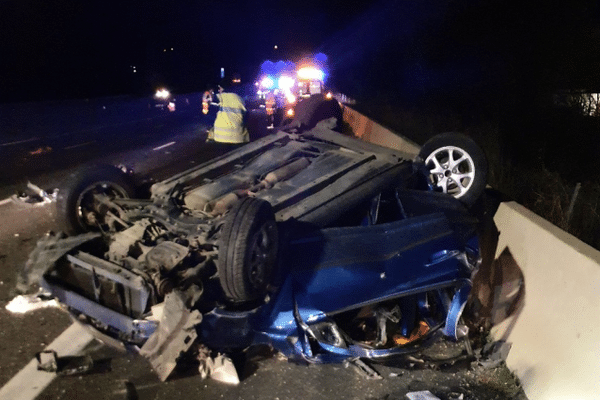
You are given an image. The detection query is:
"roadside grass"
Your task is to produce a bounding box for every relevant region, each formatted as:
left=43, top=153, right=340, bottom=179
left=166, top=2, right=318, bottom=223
left=352, top=101, right=600, bottom=250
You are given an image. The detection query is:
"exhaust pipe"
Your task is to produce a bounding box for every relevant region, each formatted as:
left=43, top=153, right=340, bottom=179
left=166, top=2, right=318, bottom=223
left=210, top=158, right=310, bottom=215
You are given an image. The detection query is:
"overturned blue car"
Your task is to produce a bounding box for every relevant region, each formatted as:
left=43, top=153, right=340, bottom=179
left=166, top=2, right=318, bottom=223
left=23, top=121, right=487, bottom=380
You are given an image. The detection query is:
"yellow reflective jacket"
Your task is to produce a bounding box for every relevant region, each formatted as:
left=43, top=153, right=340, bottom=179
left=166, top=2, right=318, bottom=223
left=213, top=92, right=249, bottom=143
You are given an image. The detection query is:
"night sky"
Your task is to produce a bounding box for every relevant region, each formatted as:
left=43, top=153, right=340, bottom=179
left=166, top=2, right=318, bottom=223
left=1, top=0, right=599, bottom=108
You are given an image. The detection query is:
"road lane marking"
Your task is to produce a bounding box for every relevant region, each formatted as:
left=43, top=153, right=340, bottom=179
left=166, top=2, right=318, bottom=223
left=63, top=140, right=96, bottom=150
left=0, top=198, right=12, bottom=207
left=0, top=323, right=95, bottom=400
left=153, top=141, right=176, bottom=151
left=0, top=137, right=40, bottom=147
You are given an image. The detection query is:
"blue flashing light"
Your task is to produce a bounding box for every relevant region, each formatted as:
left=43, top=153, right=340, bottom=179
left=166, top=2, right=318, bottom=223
left=314, top=53, right=328, bottom=63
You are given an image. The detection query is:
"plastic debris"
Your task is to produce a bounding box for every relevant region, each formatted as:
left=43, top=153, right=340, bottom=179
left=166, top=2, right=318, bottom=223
left=36, top=350, right=58, bottom=372
left=405, top=390, right=441, bottom=400
left=35, top=350, right=95, bottom=376
left=6, top=293, right=59, bottom=314
left=140, top=290, right=203, bottom=381
left=198, top=353, right=240, bottom=385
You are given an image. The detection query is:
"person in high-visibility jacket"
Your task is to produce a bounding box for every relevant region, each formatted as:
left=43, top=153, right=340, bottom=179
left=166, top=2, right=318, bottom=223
left=210, top=84, right=249, bottom=144
left=202, top=90, right=211, bottom=115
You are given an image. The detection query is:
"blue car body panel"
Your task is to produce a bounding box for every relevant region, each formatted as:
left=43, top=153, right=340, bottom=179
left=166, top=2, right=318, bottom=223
left=199, top=208, right=478, bottom=363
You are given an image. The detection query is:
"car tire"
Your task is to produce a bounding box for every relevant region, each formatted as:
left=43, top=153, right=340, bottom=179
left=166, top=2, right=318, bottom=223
left=418, top=132, right=488, bottom=207
left=56, top=164, right=136, bottom=234
left=218, top=197, right=279, bottom=303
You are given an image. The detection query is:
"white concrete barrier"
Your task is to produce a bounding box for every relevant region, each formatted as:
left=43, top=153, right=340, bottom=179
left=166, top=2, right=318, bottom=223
left=492, top=202, right=600, bottom=400
left=342, top=106, right=600, bottom=400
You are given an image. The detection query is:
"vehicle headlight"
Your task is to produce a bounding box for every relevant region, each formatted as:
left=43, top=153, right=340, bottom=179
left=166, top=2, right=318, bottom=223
left=155, top=88, right=170, bottom=99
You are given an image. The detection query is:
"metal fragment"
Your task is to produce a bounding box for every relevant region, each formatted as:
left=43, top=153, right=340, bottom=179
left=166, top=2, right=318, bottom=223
left=343, top=357, right=382, bottom=380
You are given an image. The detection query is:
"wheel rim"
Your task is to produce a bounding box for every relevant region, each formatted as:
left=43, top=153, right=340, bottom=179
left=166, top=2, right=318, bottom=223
left=424, top=146, right=475, bottom=199
left=75, top=181, right=130, bottom=230
left=247, top=220, right=277, bottom=290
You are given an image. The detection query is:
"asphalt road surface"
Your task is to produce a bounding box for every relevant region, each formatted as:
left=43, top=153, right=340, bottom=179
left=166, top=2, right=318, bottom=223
left=0, top=96, right=527, bottom=400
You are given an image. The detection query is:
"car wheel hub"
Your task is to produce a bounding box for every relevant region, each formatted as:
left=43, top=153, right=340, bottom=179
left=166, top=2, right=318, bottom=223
left=425, top=146, right=475, bottom=198
left=248, top=222, right=277, bottom=289
left=76, top=182, right=129, bottom=230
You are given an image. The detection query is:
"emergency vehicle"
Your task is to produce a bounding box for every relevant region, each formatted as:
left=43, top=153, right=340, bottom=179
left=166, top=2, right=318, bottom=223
left=254, top=57, right=332, bottom=127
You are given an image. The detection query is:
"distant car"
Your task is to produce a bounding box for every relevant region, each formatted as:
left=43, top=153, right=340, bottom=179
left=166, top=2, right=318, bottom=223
left=153, top=87, right=175, bottom=111
left=23, top=114, right=487, bottom=380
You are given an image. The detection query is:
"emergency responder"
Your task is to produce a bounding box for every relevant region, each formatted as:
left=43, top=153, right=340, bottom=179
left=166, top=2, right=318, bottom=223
left=265, top=92, right=276, bottom=129
left=206, top=83, right=249, bottom=146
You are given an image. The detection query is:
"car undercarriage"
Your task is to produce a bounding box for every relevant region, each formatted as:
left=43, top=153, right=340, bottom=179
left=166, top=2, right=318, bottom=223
left=20, top=121, right=488, bottom=381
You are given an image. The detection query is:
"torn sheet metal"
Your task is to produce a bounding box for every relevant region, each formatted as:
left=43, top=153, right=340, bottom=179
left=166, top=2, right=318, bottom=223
left=16, top=232, right=101, bottom=294
left=475, top=340, right=512, bottom=369
left=470, top=246, right=524, bottom=329
left=139, top=290, right=203, bottom=381
left=343, top=357, right=382, bottom=380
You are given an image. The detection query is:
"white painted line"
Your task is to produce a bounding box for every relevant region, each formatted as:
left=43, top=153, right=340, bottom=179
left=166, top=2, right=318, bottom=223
left=0, top=198, right=12, bottom=207
left=0, top=323, right=95, bottom=400
left=153, top=141, right=176, bottom=151
left=63, top=140, right=96, bottom=150
left=0, top=137, right=39, bottom=147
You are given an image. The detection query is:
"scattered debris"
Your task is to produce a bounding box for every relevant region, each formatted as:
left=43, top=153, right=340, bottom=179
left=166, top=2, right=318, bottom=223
left=405, top=390, right=441, bottom=400
left=343, top=357, right=382, bottom=380
left=36, top=350, right=58, bottom=373
left=475, top=340, right=512, bottom=369
left=10, top=181, right=58, bottom=206
left=198, top=353, right=240, bottom=385
left=5, top=291, right=59, bottom=314
left=35, top=350, right=96, bottom=376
